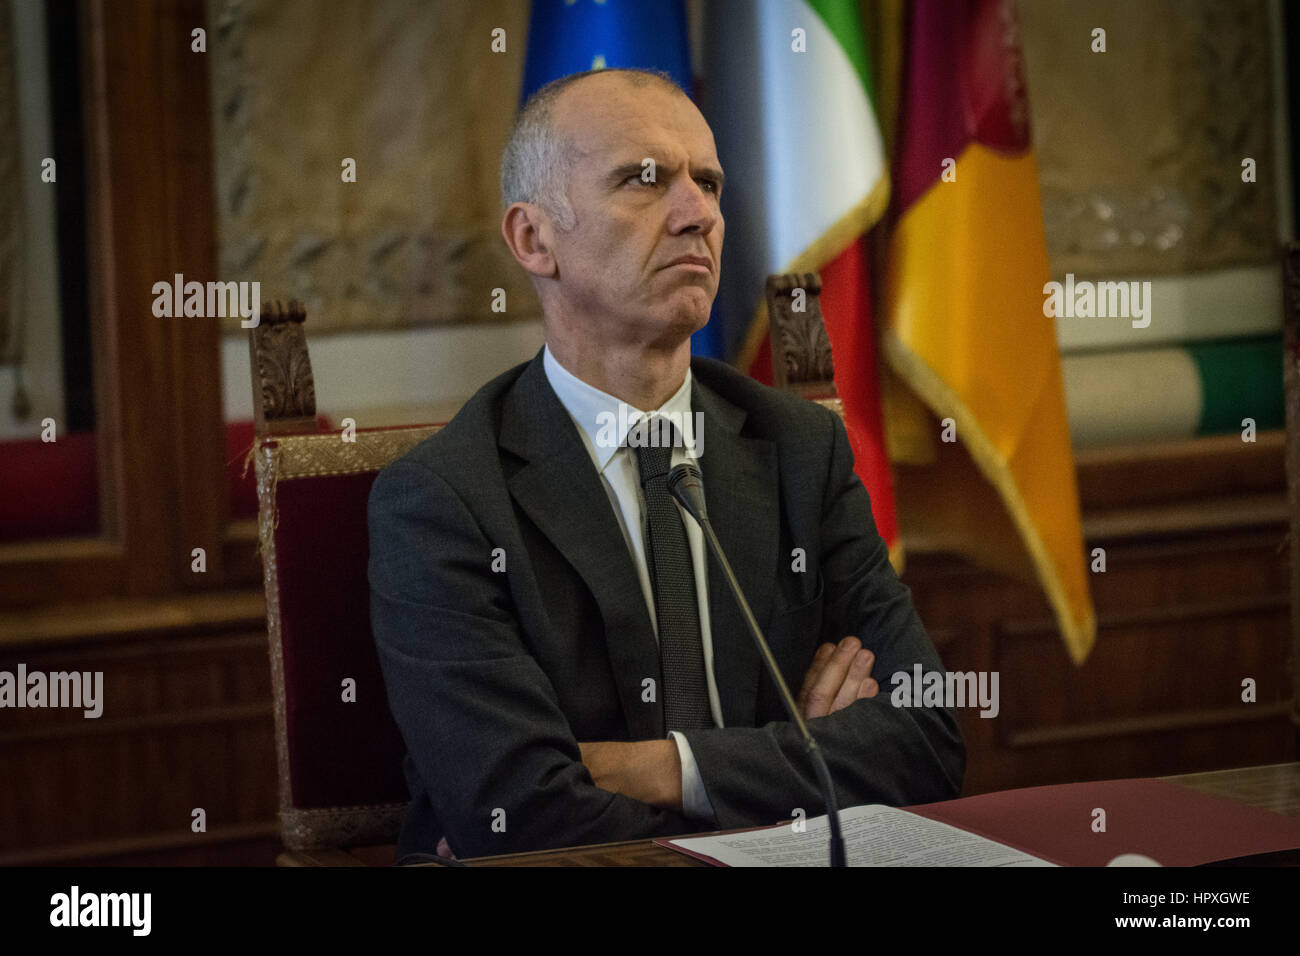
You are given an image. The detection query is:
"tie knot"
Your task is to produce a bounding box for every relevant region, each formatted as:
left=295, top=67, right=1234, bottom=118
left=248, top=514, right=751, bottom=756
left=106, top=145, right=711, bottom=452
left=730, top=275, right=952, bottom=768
left=629, top=415, right=681, bottom=485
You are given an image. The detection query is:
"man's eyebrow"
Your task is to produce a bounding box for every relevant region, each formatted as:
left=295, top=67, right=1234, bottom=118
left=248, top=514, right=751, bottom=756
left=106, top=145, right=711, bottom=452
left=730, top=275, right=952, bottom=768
left=697, top=165, right=725, bottom=190
left=604, top=160, right=726, bottom=189
left=606, top=161, right=651, bottom=186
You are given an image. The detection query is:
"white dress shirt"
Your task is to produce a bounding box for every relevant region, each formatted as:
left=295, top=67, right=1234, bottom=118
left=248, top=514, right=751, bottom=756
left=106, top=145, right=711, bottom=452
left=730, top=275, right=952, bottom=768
left=543, top=345, right=719, bottom=825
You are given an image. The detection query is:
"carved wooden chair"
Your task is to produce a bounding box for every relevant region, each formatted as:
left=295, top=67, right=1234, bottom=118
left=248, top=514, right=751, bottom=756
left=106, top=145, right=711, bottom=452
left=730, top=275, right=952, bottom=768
left=249, top=302, right=441, bottom=865
left=250, top=278, right=844, bottom=865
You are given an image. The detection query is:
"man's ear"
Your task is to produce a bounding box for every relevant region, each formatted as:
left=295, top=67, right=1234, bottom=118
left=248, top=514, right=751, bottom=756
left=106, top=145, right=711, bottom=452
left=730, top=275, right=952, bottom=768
left=501, top=203, right=558, bottom=280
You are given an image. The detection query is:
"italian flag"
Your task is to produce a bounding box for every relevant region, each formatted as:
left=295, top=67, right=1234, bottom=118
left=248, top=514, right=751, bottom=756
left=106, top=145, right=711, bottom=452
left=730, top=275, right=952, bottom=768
left=705, top=0, right=899, bottom=564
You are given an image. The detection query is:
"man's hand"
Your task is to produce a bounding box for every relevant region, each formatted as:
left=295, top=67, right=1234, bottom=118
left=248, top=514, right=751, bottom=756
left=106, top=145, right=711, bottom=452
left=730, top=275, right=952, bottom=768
left=797, top=635, right=879, bottom=719
left=579, top=740, right=683, bottom=812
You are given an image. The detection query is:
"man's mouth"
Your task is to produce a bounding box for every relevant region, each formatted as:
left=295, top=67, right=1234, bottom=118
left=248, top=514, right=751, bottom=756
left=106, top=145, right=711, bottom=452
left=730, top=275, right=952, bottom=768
left=664, top=255, right=713, bottom=273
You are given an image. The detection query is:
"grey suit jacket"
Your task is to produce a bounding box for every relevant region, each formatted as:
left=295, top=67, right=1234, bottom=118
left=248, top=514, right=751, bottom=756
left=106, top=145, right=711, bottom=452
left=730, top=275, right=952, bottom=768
left=367, top=348, right=964, bottom=859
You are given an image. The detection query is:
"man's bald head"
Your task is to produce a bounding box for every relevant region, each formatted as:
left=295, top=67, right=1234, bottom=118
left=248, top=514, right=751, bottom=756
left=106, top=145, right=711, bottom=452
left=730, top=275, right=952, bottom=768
left=500, top=68, right=690, bottom=232
left=498, top=66, right=723, bottom=383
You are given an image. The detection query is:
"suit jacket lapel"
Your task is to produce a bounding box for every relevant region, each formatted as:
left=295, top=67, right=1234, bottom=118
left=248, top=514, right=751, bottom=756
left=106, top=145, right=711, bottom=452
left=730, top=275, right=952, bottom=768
left=498, top=351, right=781, bottom=738
left=500, top=352, right=664, bottom=739
left=691, top=372, right=778, bottom=729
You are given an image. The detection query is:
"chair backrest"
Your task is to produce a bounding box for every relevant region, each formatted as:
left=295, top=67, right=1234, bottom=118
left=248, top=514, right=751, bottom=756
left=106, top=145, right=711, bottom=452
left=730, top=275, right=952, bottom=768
left=249, top=280, right=842, bottom=850
left=250, top=302, right=438, bottom=849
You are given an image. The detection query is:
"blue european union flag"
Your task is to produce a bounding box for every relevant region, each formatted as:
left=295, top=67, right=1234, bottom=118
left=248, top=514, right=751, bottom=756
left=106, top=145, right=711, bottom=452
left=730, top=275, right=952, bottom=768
left=521, top=0, right=692, bottom=101
left=520, top=0, right=727, bottom=360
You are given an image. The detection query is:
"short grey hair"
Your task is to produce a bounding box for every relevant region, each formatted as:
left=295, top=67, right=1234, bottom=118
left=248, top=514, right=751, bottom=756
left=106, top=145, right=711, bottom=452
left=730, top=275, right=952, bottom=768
left=500, top=68, right=687, bottom=233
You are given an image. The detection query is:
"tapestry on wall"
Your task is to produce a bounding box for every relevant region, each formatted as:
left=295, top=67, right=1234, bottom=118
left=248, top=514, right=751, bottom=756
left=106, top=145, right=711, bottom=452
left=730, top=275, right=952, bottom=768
left=1019, top=0, right=1277, bottom=278
left=207, top=0, right=540, bottom=335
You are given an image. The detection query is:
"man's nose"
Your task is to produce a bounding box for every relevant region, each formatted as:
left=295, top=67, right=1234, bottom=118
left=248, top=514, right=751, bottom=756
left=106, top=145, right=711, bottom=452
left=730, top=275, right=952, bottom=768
left=668, top=178, right=720, bottom=234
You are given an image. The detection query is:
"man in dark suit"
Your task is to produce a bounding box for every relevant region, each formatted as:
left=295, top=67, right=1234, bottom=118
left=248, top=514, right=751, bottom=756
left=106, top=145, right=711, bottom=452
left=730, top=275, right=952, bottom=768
left=368, top=67, right=964, bottom=861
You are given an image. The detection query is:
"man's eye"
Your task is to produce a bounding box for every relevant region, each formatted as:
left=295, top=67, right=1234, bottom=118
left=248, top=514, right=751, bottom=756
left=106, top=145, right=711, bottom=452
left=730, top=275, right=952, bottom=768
left=698, top=179, right=718, bottom=193
left=625, top=174, right=653, bottom=186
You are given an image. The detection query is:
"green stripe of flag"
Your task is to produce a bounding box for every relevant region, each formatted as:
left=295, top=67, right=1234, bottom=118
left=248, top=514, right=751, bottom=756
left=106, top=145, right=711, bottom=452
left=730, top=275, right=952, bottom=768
left=807, top=0, right=874, bottom=101
left=1189, top=336, right=1283, bottom=435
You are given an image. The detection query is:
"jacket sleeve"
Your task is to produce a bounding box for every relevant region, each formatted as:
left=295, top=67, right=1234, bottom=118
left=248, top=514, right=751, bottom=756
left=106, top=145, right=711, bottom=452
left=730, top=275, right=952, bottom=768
left=368, top=457, right=696, bottom=858
left=677, top=408, right=966, bottom=829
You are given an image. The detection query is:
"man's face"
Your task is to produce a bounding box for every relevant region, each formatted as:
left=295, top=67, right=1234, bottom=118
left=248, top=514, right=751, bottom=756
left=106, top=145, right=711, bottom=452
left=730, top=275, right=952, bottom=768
left=544, top=76, right=724, bottom=349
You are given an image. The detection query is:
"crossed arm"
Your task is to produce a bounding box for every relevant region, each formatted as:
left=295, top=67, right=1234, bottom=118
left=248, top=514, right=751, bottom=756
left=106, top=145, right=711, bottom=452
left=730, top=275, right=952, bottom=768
left=578, top=635, right=879, bottom=811
left=430, top=639, right=875, bottom=858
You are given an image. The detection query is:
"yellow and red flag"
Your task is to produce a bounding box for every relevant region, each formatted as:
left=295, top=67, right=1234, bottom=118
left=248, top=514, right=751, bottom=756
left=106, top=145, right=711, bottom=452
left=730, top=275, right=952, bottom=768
left=884, top=0, right=1096, bottom=661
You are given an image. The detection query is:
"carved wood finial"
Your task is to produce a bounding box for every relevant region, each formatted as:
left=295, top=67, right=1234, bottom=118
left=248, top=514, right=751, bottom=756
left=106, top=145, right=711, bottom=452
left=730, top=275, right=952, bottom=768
left=260, top=299, right=308, bottom=327
left=249, top=298, right=318, bottom=436
left=765, top=272, right=835, bottom=394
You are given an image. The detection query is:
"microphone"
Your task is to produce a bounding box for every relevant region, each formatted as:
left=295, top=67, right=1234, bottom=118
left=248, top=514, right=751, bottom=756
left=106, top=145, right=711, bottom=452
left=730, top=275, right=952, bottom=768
left=668, top=462, right=847, bottom=867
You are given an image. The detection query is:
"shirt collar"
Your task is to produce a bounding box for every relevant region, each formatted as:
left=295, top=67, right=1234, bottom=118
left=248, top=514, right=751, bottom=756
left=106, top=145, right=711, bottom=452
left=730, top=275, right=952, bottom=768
left=543, top=344, right=693, bottom=473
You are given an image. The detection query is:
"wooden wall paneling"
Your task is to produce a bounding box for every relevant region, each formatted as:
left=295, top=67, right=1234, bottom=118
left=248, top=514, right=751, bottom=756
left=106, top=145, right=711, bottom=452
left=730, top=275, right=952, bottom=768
left=82, top=0, right=178, bottom=597
left=0, top=0, right=228, bottom=610
left=0, top=619, right=277, bottom=864
left=82, top=0, right=226, bottom=597
left=153, top=0, right=227, bottom=589
left=1075, top=431, right=1285, bottom=509
left=904, top=466, right=1294, bottom=797
left=0, top=539, right=124, bottom=606
left=222, top=520, right=266, bottom=589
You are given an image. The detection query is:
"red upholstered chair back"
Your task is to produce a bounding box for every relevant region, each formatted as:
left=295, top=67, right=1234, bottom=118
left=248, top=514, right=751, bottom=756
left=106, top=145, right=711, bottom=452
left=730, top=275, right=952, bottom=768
left=248, top=301, right=445, bottom=851
left=252, top=425, right=440, bottom=850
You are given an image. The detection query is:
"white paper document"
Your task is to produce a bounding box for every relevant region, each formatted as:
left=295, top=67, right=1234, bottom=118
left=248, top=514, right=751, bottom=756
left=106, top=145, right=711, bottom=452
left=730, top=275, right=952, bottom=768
left=666, top=804, right=1057, bottom=867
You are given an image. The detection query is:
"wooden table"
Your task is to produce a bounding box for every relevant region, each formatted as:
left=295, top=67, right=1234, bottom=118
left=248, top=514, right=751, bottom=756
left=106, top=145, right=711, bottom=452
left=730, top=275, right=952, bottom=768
left=296, top=761, right=1300, bottom=867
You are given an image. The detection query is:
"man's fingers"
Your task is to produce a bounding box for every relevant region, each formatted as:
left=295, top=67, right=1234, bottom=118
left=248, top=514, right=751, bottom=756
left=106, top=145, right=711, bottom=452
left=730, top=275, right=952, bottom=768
left=804, top=636, right=861, bottom=718
left=859, top=677, right=879, bottom=699
left=797, top=642, right=836, bottom=712
left=830, top=649, right=875, bottom=714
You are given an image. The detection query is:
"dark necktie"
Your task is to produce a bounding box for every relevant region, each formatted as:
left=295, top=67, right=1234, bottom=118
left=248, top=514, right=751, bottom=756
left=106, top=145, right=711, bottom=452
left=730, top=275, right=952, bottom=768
left=632, top=416, right=712, bottom=731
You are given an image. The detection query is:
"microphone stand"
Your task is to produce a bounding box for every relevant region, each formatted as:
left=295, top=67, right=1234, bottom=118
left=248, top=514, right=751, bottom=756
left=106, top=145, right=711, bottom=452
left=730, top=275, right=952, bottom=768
left=668, top=463, right=846, bottom=867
